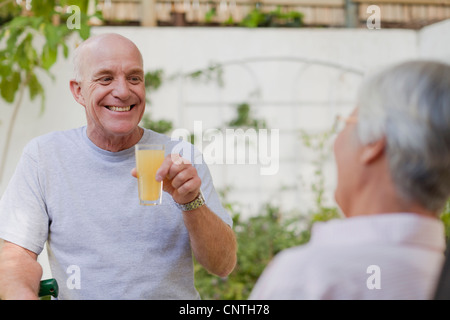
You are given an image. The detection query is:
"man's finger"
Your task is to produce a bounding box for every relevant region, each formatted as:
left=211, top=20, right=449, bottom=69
left=156, top=154, right=178, bottom=182
left=176, top=175, right=201, bottom=197
left=156, top=154, right=191, bottom=182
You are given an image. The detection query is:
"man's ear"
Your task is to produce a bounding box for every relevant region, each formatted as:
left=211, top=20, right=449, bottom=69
left=360, top=136, right=386, bottom=165
left=69, top=80, right=86, bottom=107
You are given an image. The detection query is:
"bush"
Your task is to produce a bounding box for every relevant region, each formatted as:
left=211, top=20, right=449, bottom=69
left=194, top=204, right=308, bottom=300
left=194, top=197, right=340, bottom=300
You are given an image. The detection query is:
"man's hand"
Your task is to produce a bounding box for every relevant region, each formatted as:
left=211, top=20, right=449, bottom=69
left=131, top=153, right=201, bottom=205
left=131, top=154, right=237, bottom=277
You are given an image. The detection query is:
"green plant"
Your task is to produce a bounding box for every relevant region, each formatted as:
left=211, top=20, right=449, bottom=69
left=204, top=7, right=216, bottom=24
left=222, top=15, right=235, bottom=26
left=299, top=128, right=340, bottom=220
left=274, top=8, right=304, bottom=28
left=144, top=69, right=163, bottom=93
left=194, top=200, right=310, bottom=300
left=185, top=62, right=225, bottom=88
left=0, top=0, right=98, bottom=182
left=239, top=7, right=267, bottom=28
left=140, top=113, right=173, bottom=134
left=240, top=6, right=304, bottom=28
left=227, top=102, right=267, bottom=130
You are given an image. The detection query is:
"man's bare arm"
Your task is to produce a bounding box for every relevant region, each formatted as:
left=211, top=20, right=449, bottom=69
left=0, top=240, right=42, bottom=300
left=182, top=205, right=237, bottom=277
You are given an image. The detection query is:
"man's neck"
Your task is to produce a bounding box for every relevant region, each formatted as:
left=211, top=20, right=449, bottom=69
left=87, top=126, right=144, bottom=152
left=345, top=179, right=437, bottom=219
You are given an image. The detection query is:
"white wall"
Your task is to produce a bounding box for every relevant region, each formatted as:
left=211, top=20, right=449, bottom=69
left=418, top=19, right=450, bottom=64
left=0, top=26, right=419, bottom=206
left=0, top=21, right=448, bottom=280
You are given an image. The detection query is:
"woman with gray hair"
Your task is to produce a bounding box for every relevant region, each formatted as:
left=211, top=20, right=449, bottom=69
left=250, top=60, right=450, bottom=300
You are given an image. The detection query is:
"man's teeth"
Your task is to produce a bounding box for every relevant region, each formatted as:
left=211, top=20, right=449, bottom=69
left=106, top=105, right=132, bottom=112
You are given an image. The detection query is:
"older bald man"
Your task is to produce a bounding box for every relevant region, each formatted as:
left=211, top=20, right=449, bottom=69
left=0, top=33, right=237, bottom=300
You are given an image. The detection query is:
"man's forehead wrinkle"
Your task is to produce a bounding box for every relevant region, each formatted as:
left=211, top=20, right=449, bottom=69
left=91, top=67, right=144, bottom=78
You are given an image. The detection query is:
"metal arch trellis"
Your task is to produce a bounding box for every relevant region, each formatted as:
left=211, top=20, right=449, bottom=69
left=165, top=56, right=365, bottom=211
left=173, top=55, right=365, bottom=123
left=177, top=56, right=365, bottom=79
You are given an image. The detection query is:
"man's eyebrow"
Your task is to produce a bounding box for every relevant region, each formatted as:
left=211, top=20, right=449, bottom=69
left=92, top=69, right=113, bottom=78
left=127, top=68, right=144, bottom=76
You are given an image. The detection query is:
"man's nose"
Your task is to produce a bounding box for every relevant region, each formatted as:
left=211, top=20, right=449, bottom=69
left=111, top=77, right=131, bottom=100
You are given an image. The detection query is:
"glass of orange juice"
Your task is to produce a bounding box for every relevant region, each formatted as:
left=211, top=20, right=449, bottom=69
left=135, top=144, right=165, bottom=205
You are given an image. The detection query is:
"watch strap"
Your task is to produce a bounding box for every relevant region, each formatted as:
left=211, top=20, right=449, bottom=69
left=175, top=192, right=206, bottom=211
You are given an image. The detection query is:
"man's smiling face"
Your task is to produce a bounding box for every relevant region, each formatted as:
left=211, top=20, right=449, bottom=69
left=72, top=34, right=146, bottom=143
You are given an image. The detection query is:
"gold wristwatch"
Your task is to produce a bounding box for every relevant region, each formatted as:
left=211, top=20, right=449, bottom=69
left=175, top=192, right=206, bottom=211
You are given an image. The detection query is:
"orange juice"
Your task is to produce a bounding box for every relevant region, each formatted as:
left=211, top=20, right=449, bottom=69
left=135, top=145, right=165, bottom=205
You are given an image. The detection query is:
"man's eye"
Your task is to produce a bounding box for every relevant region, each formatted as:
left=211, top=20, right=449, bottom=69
left=100, top=77, right=112, bottom=83
left=129, top=77, right=141, bottom=84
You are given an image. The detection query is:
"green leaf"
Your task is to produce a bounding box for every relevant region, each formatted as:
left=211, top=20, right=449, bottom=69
left=0, top=71, right=21, bottom=103
left=78, top=21, right=90, bottom=40
left=4, top=16, right=30, bottom=31
left=16, top=33, right=37, bottom=71
left=6, top=27, right=23, bottom=53
left=62, top=43, right=69, bottom=58
left=29, top=16, right=45, bottom=30
left=0, top=0, right=96, bottom=112
left=144, top=69, right=163, bottom=90
left=29, top=0, right=56, bottom=18
left=28, top=72, right=43, bottom=101
left=0, top=60, right=12, bottom=76
left=43, top=24, right=59, bottom=49
left=41, top=44, right=58, bottom=70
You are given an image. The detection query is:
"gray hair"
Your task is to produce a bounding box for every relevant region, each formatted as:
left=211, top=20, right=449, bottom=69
left=72, top=43, right=83, bottom=82
left=356, top=60, right=450, bottom=213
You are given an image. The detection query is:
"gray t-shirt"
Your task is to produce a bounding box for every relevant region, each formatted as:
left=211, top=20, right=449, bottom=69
left=0, top=126, right=232, bottom=299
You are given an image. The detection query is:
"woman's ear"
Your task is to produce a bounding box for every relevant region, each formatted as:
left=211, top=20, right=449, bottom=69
left=360, top=136, right=386, bottom=165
